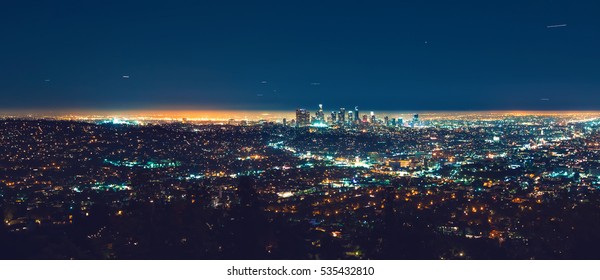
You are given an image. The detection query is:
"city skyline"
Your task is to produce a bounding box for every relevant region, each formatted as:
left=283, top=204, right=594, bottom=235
left=3, top=0, right=600, bottom=266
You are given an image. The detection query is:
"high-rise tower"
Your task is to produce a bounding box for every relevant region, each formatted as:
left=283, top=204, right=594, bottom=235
left=315, top=104, right=325, bottom=123
left=296, top=109, right=311, bottom=127
left=412, top=113, right=419, bottom=127
left=339, top=108, right=346, bottom=124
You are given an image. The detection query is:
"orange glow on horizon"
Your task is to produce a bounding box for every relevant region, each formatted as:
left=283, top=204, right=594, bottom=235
left=2, top=109, right=600, bottom=122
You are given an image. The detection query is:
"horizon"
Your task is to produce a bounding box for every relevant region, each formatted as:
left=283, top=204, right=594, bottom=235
left=3, top=108, right=600, bottom=122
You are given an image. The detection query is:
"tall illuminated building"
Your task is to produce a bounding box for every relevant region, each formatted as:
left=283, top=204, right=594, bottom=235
left=296, top=109, right=311, bottom=127
left=370, top=111, right=376, bottom=123
left=412, top=113, right=419, bottom=127
left=330, top=111, right=337, bottom=123
left=339, top=108, right=346, bottom=124
left=354, top=106, right=360, bottom=122
left=315, top=104, right=325, bottom=123
left=348, top=111, right=354, bottom=124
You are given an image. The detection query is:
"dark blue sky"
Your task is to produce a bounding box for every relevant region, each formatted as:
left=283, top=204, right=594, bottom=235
left=1, top=0, right=599, bottom=111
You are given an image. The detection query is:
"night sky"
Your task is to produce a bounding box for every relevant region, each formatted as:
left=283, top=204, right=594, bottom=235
left=1, top=1, right=599, bottom=111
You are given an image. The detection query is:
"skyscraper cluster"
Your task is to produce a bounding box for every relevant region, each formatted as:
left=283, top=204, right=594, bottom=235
left=293, top=104, right=420, bottom=128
